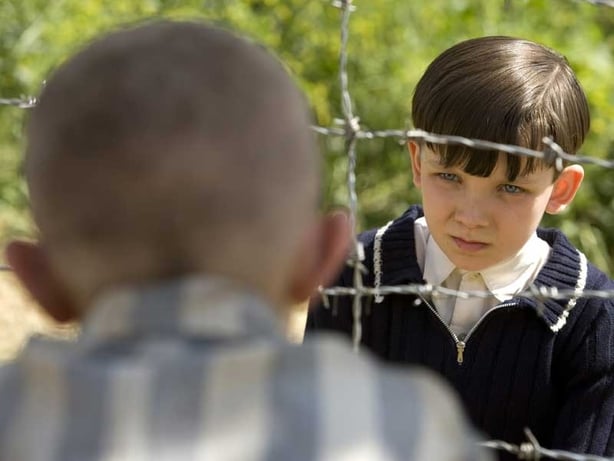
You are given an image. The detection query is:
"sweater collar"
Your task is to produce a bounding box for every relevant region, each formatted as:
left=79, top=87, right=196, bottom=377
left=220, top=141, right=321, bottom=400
left=373, top=205, right=587, bottom=332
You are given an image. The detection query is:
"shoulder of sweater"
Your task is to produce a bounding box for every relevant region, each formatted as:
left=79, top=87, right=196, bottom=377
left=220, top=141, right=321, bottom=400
left=581, top=262, right=614, bottom=320
left=354, top=205, right=424, bottom=285
left=536, top=227, right=614, bottom=331
left=358, top=205, right=423, bottom=243
left=357, top=205, right=423, bottom=259
left=358, top=205, right=424, bottom=283
left=538, top=226, right=614, bottom=291
left=553, top=268, right=614, bottom=366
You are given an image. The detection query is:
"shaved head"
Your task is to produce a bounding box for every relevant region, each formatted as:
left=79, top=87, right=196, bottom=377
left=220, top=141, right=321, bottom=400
left=25, top=21, right=320, bottom=308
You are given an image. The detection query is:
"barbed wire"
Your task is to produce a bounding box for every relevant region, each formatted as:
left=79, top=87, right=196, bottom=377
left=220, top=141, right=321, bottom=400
left=318, top=276, right=614, bottom=330
left=3, top=96, right=614, bottom=170
left=480, top=428, right=614, bottom=460
left=0, top=97, right=36, bottom=108
left=319, top=282, right=614, bottom=303
left=313, top=126, right=614, bottom=170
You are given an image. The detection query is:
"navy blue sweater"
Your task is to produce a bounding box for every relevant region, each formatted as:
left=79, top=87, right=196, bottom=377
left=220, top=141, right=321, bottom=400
left=308, top=205, right=614, bottom=459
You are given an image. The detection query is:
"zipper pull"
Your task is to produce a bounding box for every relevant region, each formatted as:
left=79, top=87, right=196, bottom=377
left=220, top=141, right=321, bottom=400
left=456, top=341, right=466, bottom=365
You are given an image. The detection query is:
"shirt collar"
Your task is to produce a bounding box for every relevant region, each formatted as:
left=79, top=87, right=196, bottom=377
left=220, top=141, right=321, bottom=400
left=418, top=217, right=550, bottom=301
left=81, top=275, right=282, bottom=346
left=417, top=217, right=456, bottom=286
left=480, top=233, right=550, bottom=301
left=423, top=240, right=456, bottom=287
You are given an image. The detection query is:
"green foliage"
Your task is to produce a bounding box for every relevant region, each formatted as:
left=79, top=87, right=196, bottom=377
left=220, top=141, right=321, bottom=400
left=1, top=0, right=613, bottom=274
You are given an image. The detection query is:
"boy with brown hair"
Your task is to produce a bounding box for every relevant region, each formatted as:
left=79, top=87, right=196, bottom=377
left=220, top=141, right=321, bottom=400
left=309, top=36, right=614, bottom=457
left=0, top=20, right=489, bottom=461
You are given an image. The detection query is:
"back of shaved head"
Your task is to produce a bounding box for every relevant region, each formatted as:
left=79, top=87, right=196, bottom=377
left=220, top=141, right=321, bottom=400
left=25, top=20, right=320, bottom=307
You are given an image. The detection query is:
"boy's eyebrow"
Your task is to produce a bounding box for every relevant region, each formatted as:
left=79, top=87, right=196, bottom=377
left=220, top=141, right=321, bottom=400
left=505, top=165, right=553, bottom=182
left=506, top=174, right=547, bottom=185
left=423, top=155, right=447, bottom=167
left=509, top=173, right=537, bottom=183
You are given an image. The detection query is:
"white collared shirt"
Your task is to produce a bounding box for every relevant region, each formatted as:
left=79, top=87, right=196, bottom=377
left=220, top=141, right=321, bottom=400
left=414, top=217, right=551, bottom=337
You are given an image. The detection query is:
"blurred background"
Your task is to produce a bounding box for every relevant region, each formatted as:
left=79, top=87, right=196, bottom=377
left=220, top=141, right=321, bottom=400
left=1, top=0, right=614, bottom=358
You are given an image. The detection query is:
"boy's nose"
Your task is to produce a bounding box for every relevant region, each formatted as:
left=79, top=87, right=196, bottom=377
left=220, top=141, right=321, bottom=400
left=453, top=196, right=489, bottom=228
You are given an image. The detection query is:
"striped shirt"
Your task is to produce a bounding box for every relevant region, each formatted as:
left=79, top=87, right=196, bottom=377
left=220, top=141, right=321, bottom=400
left=0, top=275, right=490, bottom=461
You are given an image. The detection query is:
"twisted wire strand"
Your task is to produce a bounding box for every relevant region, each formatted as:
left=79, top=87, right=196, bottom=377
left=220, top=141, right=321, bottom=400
left=480, top=429, right=614, bottom=460
left=313, top=126, right=614, bottom=170
left=0, top=97, right=36, bottom=108
left=332, top=0, right=367, bottom=351
left=319, top=283, right=614, bottom=303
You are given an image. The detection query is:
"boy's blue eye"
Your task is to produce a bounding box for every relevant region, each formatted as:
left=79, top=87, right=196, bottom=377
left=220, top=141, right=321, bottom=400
left=501, top=184, right=523, bottom=194
left=438, top=172, right=458, bottom=182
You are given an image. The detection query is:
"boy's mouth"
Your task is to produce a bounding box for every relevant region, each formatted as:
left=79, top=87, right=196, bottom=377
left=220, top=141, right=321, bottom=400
left=451, top=236, right=488, bottom=252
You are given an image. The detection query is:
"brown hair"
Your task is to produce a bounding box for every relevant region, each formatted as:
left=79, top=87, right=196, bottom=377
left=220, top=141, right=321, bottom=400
left=411, top=36, right=590, bottom=180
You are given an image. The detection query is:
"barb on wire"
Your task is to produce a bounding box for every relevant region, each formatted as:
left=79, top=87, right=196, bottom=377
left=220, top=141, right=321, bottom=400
left=480, top=428, right=614, bottom=460
left=0, top=265, right=12, bottom=272
left=0, top=97, right=36, bottom=108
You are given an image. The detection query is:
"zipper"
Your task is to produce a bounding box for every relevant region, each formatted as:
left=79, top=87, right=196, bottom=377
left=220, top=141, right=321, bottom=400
left=419, top=295, right=462, bottom=360
left=419, top=296, right=517, bottom=365
left=456, top=340, right=466, bottom=364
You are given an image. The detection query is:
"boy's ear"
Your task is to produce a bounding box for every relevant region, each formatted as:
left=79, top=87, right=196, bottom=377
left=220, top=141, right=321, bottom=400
left=408, top=141, right=423, bottom=188
left=5, top=240, right=80, bottom=323
left=286, top=210, right=351, bottom=303
left=545, top=164, right=584, bottom=214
